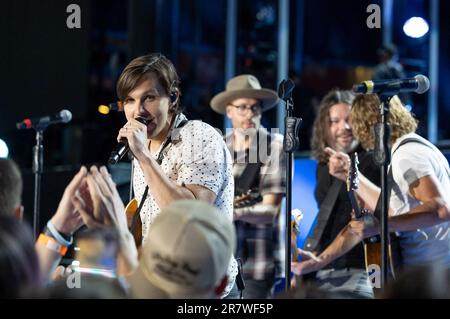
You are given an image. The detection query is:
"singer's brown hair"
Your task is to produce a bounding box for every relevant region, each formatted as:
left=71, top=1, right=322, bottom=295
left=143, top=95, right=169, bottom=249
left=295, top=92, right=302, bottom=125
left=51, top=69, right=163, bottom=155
left=116, top=53, right=182, bottom=114
left=350, top=94, right=418, bottom=150
left=311, top=90, right=355, bottom=163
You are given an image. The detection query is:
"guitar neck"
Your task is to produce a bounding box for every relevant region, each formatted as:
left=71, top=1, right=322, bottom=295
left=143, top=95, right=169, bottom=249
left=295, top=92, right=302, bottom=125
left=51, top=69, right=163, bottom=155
left=234, top=192, right=262, bottom=209
left=348, top=153, right=364, bottom=219
left=348, top=190, right=363, bottom=219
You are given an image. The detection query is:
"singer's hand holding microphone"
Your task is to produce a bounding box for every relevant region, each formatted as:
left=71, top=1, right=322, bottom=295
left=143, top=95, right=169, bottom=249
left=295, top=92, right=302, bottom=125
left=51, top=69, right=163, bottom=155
left=109, top=117, right=150, bottom=164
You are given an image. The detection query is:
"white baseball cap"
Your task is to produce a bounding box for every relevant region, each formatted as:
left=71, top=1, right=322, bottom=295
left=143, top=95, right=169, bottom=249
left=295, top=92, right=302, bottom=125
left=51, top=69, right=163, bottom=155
left=128, top=200, right=236, bottom=299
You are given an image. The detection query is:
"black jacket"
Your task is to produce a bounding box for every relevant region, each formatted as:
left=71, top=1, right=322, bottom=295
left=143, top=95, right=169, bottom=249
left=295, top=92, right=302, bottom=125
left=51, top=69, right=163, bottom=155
left=314, top=148, right=380, bottom=270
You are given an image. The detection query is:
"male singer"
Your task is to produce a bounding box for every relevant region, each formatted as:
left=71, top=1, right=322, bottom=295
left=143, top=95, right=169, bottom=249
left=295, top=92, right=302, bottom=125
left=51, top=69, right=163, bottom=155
left=114, top=53, right=240, bottom=298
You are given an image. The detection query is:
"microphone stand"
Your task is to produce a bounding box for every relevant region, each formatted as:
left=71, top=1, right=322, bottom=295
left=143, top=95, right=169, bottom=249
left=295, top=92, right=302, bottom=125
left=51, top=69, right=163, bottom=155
left=32, top=128, right=45, bottom=239
left=22, top=114, right=72, bottom=239
left=278, top=79, right=302, bottom=291
left=373, top=94, right=391, bottom=288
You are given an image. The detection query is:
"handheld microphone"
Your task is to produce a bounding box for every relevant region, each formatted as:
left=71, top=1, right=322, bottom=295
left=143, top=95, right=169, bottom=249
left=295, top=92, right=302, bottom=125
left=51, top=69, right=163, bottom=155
left=16, top=109, right=72, bottom=130
left=108, top=117, right=149, bottom=165
left=352, top=74, right=430, bottom=95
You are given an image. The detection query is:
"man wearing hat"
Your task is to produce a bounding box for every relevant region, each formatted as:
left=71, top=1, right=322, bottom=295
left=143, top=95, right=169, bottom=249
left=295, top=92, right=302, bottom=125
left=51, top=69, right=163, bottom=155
left=211, top=75, right=286, bottom=298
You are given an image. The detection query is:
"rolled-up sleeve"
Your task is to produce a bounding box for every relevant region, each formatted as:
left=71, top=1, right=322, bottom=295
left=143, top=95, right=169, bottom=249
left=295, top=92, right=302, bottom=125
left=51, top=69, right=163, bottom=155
left=176, top=121, right=228, bottom=195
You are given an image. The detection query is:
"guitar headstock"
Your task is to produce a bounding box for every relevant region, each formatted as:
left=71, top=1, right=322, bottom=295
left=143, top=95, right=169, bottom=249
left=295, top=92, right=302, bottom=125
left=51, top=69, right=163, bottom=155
left=291, top=209, right=303, bottom=233
left=291, top=209, right=303, bottom=261
left=347, top=152, right=364, bottom=219
left=234, top=189, right=262, bottom=209
left=347, top=152, right=360, bottom=193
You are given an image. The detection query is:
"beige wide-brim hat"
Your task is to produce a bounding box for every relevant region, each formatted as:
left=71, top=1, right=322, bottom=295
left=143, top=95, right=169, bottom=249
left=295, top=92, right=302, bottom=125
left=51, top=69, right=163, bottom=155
left=210, top=74, right=279, bottom=114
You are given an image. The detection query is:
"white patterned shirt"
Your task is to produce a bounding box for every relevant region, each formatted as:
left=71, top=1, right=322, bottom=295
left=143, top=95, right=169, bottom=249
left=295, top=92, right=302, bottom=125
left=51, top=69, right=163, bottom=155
left=133, top=113, right=238, bottom=297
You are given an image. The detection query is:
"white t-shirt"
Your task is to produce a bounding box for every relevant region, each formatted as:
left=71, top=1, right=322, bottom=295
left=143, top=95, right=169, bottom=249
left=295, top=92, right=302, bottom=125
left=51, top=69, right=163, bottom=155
left=133, top=113, right=238, bottom=297
left=390, top=133, right=450, bottom=267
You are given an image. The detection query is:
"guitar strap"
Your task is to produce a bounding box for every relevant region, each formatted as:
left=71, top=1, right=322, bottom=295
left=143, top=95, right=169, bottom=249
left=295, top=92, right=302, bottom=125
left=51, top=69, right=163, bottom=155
left=234, top=133, right=271, bottom=195
left=304, top=178, right=343, bottom=252
left=131, top=118, right=189, bottom=231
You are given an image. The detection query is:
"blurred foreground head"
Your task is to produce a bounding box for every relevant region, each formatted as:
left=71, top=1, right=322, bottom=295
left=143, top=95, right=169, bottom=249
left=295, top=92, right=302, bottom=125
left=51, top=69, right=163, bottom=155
left=128, top=200, right=236, bottom=299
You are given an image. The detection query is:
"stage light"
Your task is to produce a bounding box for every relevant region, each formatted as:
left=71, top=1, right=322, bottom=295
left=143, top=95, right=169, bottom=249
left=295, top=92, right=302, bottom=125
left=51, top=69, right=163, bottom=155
left=98, top=105, right=110, bottom=115
left=98, top=102, right=123, bottom=115
left=403, top=17, right=429, bottom=38
left=0, top=138, right=9, bottom=158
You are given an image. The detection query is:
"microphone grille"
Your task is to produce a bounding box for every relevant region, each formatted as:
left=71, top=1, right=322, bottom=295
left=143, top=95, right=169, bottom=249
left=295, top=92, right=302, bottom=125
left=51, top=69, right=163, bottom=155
left=135, top=116, right=149, bottom=125
left=59, top=109, right=73, bottom=123
left=414, top=75, right=430, bottom=94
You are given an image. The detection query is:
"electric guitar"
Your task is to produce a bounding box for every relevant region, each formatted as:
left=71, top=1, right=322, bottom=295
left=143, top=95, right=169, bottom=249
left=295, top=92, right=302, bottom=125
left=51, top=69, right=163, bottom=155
left=234, top=189, right=303, bottom=261
left=125, top=198, right=142, bottom=248
left=347, top=153, right=398, bottom=280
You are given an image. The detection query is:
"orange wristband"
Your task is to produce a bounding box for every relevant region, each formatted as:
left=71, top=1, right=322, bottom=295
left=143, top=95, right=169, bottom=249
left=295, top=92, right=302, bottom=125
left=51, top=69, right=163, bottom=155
left=37, top=233, right=68, bottom=256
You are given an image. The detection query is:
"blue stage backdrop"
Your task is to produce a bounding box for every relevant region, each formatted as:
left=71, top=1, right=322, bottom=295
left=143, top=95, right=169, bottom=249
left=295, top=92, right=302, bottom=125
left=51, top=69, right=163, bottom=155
left=291, top=158, right=318, bottom=250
